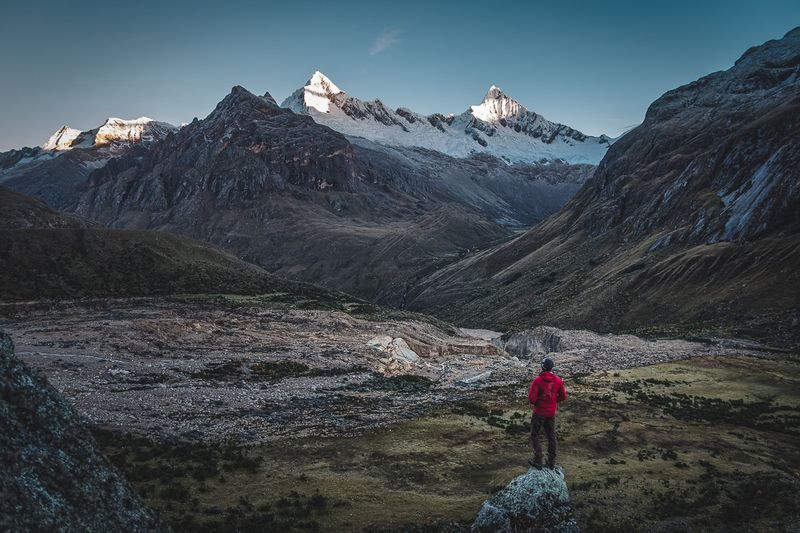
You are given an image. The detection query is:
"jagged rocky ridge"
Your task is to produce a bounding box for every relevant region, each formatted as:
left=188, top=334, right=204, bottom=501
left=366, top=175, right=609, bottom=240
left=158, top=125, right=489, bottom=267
left=282, top=71, right=611, bottom=164
left=0, top=117, right=175, bottom=209
left=75, top=85, right=592, bottom=303
left=0, top=332, right=169, bottom=532
left=406, top=27, right=800, bottom=347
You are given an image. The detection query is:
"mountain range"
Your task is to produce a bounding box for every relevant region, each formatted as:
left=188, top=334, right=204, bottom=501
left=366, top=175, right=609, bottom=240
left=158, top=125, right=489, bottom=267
left=282, top=71, right=612, bottom=164
left=0, top=117, right=176, bottom=209
left=0, top=74, right=605, bottom=209
left=1, top=28, right=798, bottom=347
left=73, top=86, right=592, bottom=303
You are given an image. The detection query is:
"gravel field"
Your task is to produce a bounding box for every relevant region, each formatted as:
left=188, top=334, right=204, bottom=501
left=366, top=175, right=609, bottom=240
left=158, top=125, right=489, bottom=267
left=1, top=298, right=787, bottom=443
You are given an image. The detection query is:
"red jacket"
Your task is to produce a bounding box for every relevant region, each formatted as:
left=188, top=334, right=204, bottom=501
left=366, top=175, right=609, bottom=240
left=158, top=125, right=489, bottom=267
left=528, top=371, right=567, bottom=417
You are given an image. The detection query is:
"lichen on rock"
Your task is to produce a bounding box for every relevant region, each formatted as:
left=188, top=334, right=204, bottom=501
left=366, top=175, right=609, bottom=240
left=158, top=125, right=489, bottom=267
left=472, top=466, right=579, bottom=532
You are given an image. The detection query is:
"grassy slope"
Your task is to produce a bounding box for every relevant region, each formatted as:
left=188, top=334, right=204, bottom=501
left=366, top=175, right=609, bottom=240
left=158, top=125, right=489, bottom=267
left=0, top=227, right=314, bottom=300
left=0, top=186, right=94, bottom=229
left=0, top=187, right=457, bottom=334
left=96, top=355, right=800, bottom=532
left=410, top=228, right=800, bottom=350
left=1, top=184, right=309, bottom=301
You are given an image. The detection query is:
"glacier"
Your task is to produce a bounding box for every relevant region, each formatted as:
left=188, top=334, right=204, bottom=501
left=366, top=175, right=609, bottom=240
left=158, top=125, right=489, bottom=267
left=281, top=71, right=611, bottom=165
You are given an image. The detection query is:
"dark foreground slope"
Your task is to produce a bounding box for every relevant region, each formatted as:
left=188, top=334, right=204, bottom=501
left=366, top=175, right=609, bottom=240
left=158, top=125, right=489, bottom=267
left=0, top=332, right=168, bottom=531
left=0, top=186, right=348, bottom=302
left=75, top=86, right=590, bottom=304
left=407, top=28, right=800, bottom=347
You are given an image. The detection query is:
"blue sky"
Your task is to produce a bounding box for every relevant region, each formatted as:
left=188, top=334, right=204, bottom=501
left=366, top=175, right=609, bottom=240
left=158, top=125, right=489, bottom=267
left=1, top=0, right=799, bottom=150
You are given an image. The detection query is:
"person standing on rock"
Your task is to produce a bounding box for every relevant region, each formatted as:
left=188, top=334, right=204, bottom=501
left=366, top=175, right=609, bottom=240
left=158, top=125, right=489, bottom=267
left=528, top=357, right=567, bottom=469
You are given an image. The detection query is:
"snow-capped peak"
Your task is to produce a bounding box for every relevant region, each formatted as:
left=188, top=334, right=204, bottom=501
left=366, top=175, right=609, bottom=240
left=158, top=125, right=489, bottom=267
left=42, top=126, right=82, bottom=151
left=470, top=85, right=525, bottom=122
left=283, top=70, right=344, bottom=113
left=281, top=73, right=611, bottom=165
left=308, top=71, right=341, bottom=95
left=486, top=85, right=503, bottom=98
left=41, top=117, right=176, bottom=152
left=94, top=117, right=175, bottom=146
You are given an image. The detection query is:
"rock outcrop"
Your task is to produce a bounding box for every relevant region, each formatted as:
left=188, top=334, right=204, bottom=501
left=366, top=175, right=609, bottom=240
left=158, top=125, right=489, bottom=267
left=498, top=326, right=566, bottom=358
left=368, top=335, right=421, bottom=373
left=472, top=466, right=579, bottom=532
left=0, top=332, right=169, bottom=532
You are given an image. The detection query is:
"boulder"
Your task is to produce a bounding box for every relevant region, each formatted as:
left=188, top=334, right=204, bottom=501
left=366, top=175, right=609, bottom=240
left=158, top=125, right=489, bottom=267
left=497, top=326, right=566, bottom=358
left=367, top=335, right=394, bottom=350
left=458, top=370, right=493, bottom=385
left=390, top=338, right=419, bottom=363
left=472, top=466, right=579, bottom=532
left=367, top=335, right=419, bottom=367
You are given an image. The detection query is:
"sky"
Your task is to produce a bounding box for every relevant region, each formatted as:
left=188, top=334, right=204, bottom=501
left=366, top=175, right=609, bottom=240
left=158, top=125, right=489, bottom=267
left=1, top=0, right=799, bottom=151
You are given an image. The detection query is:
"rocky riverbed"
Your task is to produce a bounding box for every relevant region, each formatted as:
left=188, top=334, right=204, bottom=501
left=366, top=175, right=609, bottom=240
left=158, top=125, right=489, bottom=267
left=0, top=297, right=783, bottom=444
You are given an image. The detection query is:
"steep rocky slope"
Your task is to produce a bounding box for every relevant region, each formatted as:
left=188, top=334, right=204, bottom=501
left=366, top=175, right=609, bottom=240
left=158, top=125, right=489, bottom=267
left=76, top=86, right=591, bottom=303
left=283, top=71, right=611, bottom=164
left=0, top=332, right=168, bottom=531
left=0, top=117, right=175, bottom=209
left=407, top=28, right=800, bottom=347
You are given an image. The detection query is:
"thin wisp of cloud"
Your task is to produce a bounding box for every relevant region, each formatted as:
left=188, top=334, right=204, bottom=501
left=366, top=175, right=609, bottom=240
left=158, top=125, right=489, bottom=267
left=370, top=28, right=402, bottom=55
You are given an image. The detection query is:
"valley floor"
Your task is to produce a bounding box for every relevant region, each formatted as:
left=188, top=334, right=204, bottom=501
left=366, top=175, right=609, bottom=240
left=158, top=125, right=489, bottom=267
left=1, top=297, right=799, bottom=531
left=91, top=356, right=800, bottom=532
left=1, top=296, right=760, bottom=444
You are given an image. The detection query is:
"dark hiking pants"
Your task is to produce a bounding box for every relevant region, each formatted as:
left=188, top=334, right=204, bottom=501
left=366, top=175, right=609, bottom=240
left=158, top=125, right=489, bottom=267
left=531, top=414, right=557, bottom=465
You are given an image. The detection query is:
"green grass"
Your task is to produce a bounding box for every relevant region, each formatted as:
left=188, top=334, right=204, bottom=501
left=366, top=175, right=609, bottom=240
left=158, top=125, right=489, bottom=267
left=0, top=227, right=460, bottom=337
left=96, top=355, right=800, bottom=532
